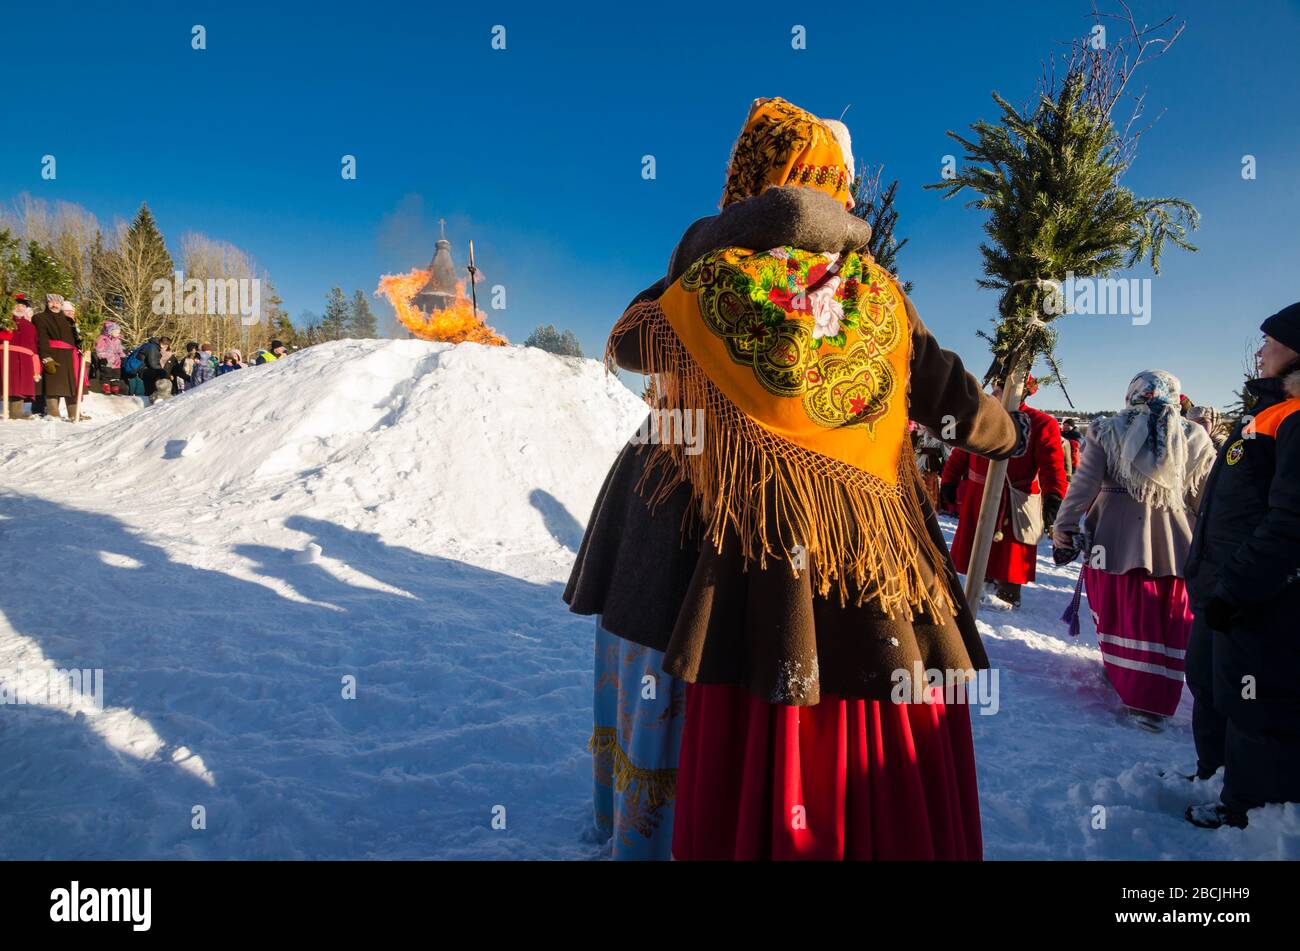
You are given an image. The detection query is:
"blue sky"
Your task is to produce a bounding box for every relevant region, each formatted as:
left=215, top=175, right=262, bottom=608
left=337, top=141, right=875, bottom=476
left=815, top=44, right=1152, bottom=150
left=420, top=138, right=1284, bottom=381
left=3, top=0, right=1297, bottom=410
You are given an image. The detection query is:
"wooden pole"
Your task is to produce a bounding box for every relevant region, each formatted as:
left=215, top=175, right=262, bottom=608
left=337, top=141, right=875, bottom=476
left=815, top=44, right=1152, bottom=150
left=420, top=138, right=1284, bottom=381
left=73, top=348, right=89, bottom=423
left=467, top=240, right=478, bottom=317
left=961, top=359, right=1029, bottom=620
left=2, top=340, right=9, bottom=420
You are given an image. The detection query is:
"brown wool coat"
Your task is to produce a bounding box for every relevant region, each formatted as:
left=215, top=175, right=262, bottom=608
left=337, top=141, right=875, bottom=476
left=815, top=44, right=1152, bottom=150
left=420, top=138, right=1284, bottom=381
left=564, top=187, right=1019, bottom=704
left=34, top=308, right=80, bottom=399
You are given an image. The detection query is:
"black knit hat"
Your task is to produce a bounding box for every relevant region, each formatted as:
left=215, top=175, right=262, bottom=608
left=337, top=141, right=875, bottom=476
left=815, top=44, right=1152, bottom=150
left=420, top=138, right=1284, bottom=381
left=1261, top=301, right=1300, bottom=354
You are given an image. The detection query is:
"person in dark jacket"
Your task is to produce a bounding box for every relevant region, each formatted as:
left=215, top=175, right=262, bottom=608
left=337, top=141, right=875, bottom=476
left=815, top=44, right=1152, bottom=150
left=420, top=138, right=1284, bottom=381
left=139, top=336, right=172, bottom=398
left=33, top=293, right=83, bottom=419
left=255, top=340, right=287, bottom=366
left=1185, top=301, right=1300, bottom=829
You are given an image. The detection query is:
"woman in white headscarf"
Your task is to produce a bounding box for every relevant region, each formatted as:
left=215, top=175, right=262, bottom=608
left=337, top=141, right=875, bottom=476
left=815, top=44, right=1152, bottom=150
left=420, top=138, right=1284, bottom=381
left=1053, top=370, right=1218, bottom=728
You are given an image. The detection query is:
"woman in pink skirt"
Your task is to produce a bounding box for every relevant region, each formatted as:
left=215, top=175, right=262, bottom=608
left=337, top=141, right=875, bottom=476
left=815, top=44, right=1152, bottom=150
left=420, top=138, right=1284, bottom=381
left=1053, top=370, right=1218, bottom=729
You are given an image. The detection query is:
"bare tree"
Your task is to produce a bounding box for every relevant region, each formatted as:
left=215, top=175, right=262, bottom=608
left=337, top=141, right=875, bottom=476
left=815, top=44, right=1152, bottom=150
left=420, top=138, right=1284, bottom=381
left=179, top=232, right=266, bottom=355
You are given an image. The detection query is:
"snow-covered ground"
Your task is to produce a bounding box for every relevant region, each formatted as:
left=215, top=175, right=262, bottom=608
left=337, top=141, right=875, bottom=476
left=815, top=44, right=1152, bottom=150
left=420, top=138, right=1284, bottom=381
left=0, top=339, right=1295, bottom=859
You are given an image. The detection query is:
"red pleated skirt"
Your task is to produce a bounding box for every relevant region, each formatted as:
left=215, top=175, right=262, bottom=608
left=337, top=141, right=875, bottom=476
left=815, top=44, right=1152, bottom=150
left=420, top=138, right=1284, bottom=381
left=1083, top=567, right=1192, bottom=717
left=672, top=683, right=983, bottom=861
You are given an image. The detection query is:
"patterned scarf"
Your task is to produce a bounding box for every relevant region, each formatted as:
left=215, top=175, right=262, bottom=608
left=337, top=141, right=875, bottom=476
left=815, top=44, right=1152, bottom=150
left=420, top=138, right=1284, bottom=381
left=1093, top=369, right=1217, bottom=510
left=611, top=99, right=946, bottom=619
left=719, top=98, right=854, bottom=210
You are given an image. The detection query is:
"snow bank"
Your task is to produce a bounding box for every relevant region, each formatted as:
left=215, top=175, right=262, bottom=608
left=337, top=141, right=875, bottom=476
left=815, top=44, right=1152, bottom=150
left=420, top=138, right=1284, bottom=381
left=0, top=340, right=646, bottom=859
left=6, top=339, right=645, bottom=571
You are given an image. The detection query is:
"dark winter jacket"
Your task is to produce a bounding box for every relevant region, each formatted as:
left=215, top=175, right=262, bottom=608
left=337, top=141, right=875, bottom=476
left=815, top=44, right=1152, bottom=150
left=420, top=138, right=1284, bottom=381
left=138, top=339, right=169, bottom=396
left=1186, top=370, right=1300, bottom=733
left=140, top=340, right=164, bottom=372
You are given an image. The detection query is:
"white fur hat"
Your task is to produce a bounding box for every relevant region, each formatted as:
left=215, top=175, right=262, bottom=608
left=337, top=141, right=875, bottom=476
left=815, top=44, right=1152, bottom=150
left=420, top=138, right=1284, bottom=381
left=821, top=118, right=855, bottom=182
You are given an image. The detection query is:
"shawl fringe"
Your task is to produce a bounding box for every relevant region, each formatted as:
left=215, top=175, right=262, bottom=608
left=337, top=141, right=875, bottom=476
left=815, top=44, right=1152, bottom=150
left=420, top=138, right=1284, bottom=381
left=589, top=727, right=676, bottom=807
left=609, top=299, right=954, bottom=620
left=1092, top=413, right=1217, bottom=511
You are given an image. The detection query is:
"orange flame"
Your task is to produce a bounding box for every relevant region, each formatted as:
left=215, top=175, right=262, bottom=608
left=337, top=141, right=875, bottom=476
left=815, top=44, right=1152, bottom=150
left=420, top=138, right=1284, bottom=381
left=376, top=269, right=507, bottom=346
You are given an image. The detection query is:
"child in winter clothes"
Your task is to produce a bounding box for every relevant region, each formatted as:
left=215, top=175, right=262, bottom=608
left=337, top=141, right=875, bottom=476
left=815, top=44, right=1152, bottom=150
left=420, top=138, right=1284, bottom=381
left=94, top=320, right=126, bottom=394
left=190, top=343, right=218, bottom=387
left=217, top=349, right=244, bottom=375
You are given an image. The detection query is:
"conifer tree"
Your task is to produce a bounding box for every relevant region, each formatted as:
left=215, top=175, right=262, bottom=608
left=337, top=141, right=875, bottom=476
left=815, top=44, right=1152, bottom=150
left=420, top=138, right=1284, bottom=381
left=320, top=287, right=349, bottom=340
left=348, top=289, right=378, bottom=338
left=524, top=324, right=583, bottom=357
left=851, top=169, right=911, bottom=292
left=98, top=203, right=175, bottom=343
left=926, top=12, right=1198, bottom=387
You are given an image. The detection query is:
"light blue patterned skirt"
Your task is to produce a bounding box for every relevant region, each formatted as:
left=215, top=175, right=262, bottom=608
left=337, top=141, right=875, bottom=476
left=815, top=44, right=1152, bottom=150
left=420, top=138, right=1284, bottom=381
left=590, top=616, right=685, bottom=860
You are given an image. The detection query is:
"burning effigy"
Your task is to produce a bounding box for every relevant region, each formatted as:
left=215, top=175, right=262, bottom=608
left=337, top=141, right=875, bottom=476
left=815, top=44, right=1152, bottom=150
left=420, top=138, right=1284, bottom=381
left=376, top=227, right=507, bottom=345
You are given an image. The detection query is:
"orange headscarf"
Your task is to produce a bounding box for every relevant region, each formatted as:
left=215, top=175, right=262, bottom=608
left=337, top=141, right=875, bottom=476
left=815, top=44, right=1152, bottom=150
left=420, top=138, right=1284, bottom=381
left=719, top=98, right=854, bottom=210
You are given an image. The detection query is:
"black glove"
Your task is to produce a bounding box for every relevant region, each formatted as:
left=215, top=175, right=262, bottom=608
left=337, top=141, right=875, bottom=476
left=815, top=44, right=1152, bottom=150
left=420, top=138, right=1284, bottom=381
left=939, top=482, right=958, bottom=508
left=1203, top=596, right=1240, bottom=633
left=1042, top=493, right=1062, bottom=534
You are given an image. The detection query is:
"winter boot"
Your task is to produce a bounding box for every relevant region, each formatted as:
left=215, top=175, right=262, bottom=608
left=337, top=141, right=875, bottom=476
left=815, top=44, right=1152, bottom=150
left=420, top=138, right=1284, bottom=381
left=1129, top=710, right=1166, bottom=733
left=994, top=581, right=1022, bottom=609
left=101, top=382, right=111, bottom=394
left=1185, top=802, right=1248, bottom=830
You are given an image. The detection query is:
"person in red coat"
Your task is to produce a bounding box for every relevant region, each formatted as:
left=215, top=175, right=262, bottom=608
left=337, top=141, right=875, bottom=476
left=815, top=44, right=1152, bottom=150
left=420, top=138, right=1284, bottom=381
left=940, top=375, right=1069, bottom=607
left=2, top=297, right=42, bottom=419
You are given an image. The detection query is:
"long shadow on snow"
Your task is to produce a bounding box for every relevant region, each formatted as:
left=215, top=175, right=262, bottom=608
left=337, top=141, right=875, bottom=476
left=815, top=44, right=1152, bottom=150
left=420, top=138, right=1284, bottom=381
left=0, top=493, right=595, bottom=859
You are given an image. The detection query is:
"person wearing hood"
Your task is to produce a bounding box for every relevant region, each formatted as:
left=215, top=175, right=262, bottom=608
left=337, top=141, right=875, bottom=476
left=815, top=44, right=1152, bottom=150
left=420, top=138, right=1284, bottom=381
left=190, top=343, right=217, bottom=387
left=94, top=320, right=126, bottom=395
left=566, top=97, right=1022, bottom=860
left=1052, top=370, right=1217, bottom=730
left=2, top=296, right=41, bottom=418
left=217, top=349, right=244, bottom=375
left=1184, top=303, right=1300, bottom=830
left=1187, top=405, right=1224, bottom=449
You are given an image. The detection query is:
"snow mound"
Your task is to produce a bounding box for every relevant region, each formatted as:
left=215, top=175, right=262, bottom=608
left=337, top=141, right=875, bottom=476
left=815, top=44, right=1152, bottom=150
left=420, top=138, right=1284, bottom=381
left=10, top=339, right=645, bottom=566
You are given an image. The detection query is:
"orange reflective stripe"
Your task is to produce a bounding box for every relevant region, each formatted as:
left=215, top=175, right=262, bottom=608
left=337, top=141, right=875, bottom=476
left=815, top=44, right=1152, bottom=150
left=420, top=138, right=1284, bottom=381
left=1252, top=398, right=1300, bottom=438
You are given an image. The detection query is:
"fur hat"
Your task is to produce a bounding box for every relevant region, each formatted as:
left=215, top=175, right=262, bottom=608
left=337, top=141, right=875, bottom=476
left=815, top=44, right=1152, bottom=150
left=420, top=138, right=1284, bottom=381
left=820, top=118, right=855, bottom=183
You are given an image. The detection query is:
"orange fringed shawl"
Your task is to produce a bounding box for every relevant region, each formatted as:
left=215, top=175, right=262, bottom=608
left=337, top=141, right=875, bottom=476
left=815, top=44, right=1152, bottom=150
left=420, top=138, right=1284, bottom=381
left=609, top=244, right=953, bottom=620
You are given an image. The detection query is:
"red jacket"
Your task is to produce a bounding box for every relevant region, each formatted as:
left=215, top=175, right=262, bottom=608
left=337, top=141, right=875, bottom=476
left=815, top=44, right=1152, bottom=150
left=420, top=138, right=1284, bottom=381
left=1, top=318, right=41, bottom=399
left=941, top=404, right=1068, bottom=584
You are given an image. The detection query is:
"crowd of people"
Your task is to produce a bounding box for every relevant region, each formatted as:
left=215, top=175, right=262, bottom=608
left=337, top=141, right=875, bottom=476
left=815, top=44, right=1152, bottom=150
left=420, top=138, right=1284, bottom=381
left=567, top=96, right=1300, bottom=860
left=1, top=290, right=290, bottom=419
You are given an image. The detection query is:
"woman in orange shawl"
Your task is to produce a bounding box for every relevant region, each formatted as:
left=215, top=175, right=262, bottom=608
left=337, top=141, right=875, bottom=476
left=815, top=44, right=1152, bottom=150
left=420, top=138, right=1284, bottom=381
left=568, top=98, right=1023, bottom=859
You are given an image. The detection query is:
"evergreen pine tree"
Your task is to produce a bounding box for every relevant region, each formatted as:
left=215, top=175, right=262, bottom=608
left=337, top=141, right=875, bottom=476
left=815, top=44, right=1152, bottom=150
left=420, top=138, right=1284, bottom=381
left=262, top=279, right=297, bottom=347
left=523, top=324, right=583, bottom=357
left=926, top=21, right=1198, bottom=388
left=19, top=240, right=74, bottom=310
left=349, top=289, right=378, bottom=338
left=99, top=203, right=174, bottom=344
left=320, top=287, right=349, bottom=341
left=850, top=169, right=911, bottom=293
left=0, top=229, right=21, bottom=330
